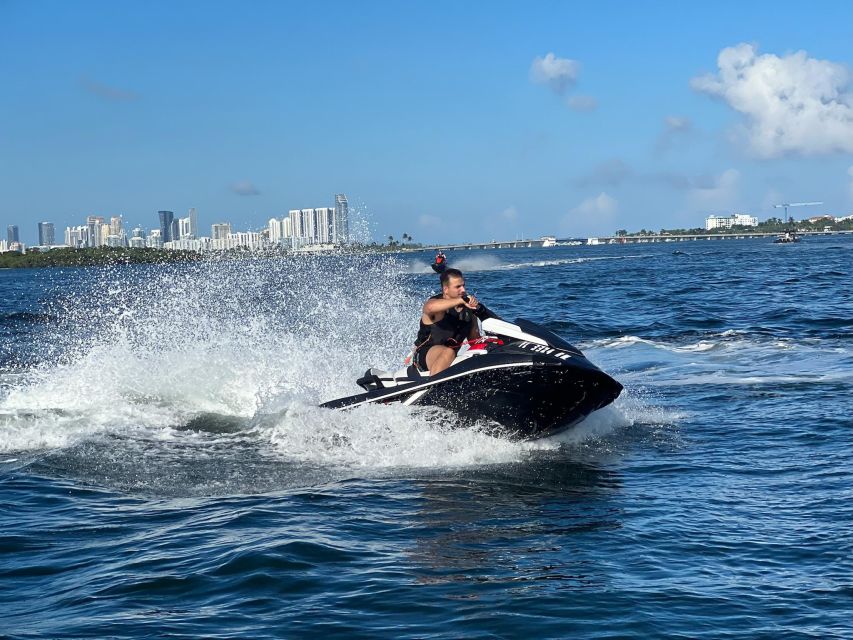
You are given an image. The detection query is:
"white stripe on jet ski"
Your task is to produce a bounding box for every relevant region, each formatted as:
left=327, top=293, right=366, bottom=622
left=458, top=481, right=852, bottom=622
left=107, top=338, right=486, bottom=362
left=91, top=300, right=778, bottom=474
left=337, top=361, right=535, bottom=409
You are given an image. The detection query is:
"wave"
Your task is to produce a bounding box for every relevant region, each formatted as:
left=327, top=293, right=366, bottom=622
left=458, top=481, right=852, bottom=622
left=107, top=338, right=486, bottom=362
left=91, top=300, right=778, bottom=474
left=583, top=330, right=852, bottom=392
left=404, top=253, right=653, bottom=274
left=0, top=255, right=666, bottom=464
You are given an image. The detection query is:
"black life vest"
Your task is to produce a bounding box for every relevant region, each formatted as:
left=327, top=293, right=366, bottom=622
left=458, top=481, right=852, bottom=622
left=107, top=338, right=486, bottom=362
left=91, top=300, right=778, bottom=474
left=416, top=293, right=474, bottom=350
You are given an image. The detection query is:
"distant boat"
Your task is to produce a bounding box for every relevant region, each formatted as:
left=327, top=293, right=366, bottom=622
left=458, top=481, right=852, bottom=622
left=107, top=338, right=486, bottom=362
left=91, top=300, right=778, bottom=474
left=773, top=231, right=800, bottom=244
left=540, top=236, right=557, bottom=247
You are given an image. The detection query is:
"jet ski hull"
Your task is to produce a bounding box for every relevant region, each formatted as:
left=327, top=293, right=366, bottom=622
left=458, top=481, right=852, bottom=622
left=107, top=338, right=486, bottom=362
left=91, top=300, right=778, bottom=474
left=413, top=362, right=621, bottom=439
left=321, top=344, right=622, bottom=440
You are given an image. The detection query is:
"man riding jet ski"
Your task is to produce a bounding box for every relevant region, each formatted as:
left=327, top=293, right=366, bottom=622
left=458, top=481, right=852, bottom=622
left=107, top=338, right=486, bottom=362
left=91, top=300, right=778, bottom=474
left=430, top=251, right=447, bottom=273
left=321, top=269, right=622, bottom=440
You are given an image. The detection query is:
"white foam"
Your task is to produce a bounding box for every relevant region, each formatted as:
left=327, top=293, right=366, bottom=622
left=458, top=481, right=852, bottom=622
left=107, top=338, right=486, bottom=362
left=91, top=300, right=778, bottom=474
left=0, top=252, right=672, bottom=464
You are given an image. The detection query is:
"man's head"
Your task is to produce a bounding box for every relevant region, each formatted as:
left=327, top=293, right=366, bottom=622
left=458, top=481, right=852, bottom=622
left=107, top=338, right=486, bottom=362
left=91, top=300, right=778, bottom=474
left=440, top=268, right=466, bottom=298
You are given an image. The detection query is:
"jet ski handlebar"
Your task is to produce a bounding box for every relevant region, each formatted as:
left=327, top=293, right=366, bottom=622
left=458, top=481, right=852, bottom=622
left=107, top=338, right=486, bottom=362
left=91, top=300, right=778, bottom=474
left=461, top=294, right=501, bottom=321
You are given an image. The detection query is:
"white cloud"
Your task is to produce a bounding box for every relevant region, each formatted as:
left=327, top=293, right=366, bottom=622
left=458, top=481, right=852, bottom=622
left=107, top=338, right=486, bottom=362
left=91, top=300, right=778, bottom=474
left=561, top=193, right=618, bottom=236
left=418, top=214, right=443, bottom=227
left=657, top=116, right=693, bottom=151
left=230, top=180, right=260, bottom=196
left=530, top=53, right=580, bottom=95
left=687, top=168, right=740, bottom=211
left=566, top=95, right=598, bottom=112
left=499, top=206, right=518, bottom=222
left=574, top=192, right=618, bottom=217
left=664, top=116, right=692, bottom=132
left=691, top=43, right=853, bottom=157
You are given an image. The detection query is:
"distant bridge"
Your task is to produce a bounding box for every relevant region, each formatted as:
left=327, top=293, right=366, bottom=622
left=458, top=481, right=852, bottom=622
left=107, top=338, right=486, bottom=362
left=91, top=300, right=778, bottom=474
left=575, top=230, right=853, bottom=244
left=418, top=239, right=550, bottom=251
left=417, top=230, right=851, bottom=250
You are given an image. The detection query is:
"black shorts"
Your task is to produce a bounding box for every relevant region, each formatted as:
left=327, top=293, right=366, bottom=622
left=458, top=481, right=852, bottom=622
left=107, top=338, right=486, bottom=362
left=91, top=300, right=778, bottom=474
left=415, top=344, right=460, bottom=371
left=414, top=345, right=432, bottom=371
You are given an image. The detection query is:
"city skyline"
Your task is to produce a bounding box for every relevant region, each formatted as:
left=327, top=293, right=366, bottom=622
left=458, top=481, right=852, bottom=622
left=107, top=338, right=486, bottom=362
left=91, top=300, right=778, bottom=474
left=2, top=2, right=852, bottom=245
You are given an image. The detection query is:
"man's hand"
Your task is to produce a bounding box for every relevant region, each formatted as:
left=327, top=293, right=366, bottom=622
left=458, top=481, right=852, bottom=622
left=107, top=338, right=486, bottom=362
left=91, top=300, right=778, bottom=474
left=461, top=294, right=478, bottom=309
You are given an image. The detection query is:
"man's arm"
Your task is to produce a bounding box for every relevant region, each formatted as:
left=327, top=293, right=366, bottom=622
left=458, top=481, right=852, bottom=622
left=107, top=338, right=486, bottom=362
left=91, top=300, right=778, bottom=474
left=422, top=296, right=466, bottom=317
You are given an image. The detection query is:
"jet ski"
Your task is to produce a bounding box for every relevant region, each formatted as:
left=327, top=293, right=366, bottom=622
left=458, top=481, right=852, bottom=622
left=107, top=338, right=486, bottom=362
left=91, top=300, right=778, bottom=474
left=431, top=252, right=447, bottom=273
left=321, top=301, right=622, bottom=440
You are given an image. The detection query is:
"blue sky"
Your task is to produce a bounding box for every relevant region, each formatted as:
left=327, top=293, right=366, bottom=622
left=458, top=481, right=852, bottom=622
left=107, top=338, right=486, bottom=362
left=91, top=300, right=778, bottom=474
left=2, top=0, right=852, bottom=244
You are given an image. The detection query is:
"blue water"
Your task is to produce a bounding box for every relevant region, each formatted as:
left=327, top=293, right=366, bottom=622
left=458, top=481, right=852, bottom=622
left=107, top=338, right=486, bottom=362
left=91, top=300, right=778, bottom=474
left=1, top=238, right=851, bottom=638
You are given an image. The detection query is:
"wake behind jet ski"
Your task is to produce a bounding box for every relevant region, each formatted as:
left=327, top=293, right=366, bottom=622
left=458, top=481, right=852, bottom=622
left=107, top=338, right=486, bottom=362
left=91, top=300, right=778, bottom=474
left=321, top=297, right=622, bottom=440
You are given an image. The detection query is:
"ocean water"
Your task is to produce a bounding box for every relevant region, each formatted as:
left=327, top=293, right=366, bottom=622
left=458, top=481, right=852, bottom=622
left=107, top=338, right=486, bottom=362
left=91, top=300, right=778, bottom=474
left=1, top=238, right=851, bottom=639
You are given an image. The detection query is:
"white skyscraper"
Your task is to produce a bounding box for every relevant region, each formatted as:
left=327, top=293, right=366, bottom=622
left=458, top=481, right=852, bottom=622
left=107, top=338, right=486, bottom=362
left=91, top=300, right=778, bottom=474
left=335, top=194, right=348, bottom=244
left=289, top=209, right=313, bottom=247
left=268, top=217, right=282, bottom=244
left=188, top=208, right=198, bottom=238
left=178, top=217, right=193, bottom=239
left=211, top=223, right=231, bottom=240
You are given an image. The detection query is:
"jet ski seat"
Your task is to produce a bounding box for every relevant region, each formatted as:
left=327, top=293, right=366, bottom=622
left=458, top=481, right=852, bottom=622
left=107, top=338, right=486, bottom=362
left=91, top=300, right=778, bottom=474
left=356, top=366, right=427, bottom=391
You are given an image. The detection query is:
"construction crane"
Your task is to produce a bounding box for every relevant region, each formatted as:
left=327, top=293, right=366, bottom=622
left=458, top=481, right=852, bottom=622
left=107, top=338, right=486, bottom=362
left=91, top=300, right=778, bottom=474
left=773, top=201, right=823, bottom=224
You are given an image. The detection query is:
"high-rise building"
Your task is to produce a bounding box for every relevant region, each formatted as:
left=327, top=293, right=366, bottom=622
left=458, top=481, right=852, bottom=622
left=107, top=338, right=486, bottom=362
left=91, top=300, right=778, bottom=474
left=158, top=211, right=175, bottom=243
left=211, top=223, right=231, bottom=240
left=335, top=194, right=349, bottom=244
left=86, top=216, right=105, bottom=247
left=188, top=208, right=198, bottom=238
left=38, top=222, right=55, bottom=246
left=7, top=225, right=20, bottom=244
left=268, top=217, right=282, bottom=244
left=315, top=207, right=335, bottom=244
left=178, top=217, right=192, bottom=239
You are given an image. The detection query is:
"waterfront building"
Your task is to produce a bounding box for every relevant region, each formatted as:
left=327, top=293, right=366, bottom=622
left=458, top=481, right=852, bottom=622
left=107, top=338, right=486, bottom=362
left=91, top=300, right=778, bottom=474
left=64, top=225, right=88, bottom=248
left=129, top=235, right=146, bottom=249
left=705, top=213, right=758, bottom=230
left=335, top=194, right=349, bottom=244
left=147, top=229, right=163, bottom=248
left=268, top=217, right=282, bottom=244
left=110, top=216, right=123, bottom=237
left=210, top=231, right=266, bottom=251
left=165, top=237, right=211, bottom=251
left=7, top=225, right=20, bottom=244
left=178, top=216, right=193, bottom=239
left=158, top=210, right=175, bottom=243
left=289, top=209, right=311, bottom=247
left=0, top=239, right=7, bottom=252
left=289, top=207, right=338, bottom=247
left=317, top=207, right=335, bottom=244
left=211, top=223, right=231, bottom=240
left=188, top=208, right=198, bottom=238
left=38, top=222, right=55, bottom=246
left=86, top=216, right=105, bottom=247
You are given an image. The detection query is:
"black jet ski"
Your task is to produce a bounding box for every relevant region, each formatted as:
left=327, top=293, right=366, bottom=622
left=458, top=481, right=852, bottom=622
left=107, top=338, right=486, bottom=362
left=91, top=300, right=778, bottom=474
left=431, top=252, right=447, bottom=273
left=321, top=302, right=622, bottom=440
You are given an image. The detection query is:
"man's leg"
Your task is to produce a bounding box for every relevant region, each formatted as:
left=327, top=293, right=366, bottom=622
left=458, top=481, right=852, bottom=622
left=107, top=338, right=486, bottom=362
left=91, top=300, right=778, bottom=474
left=425, top=345, right=456, bottom=376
